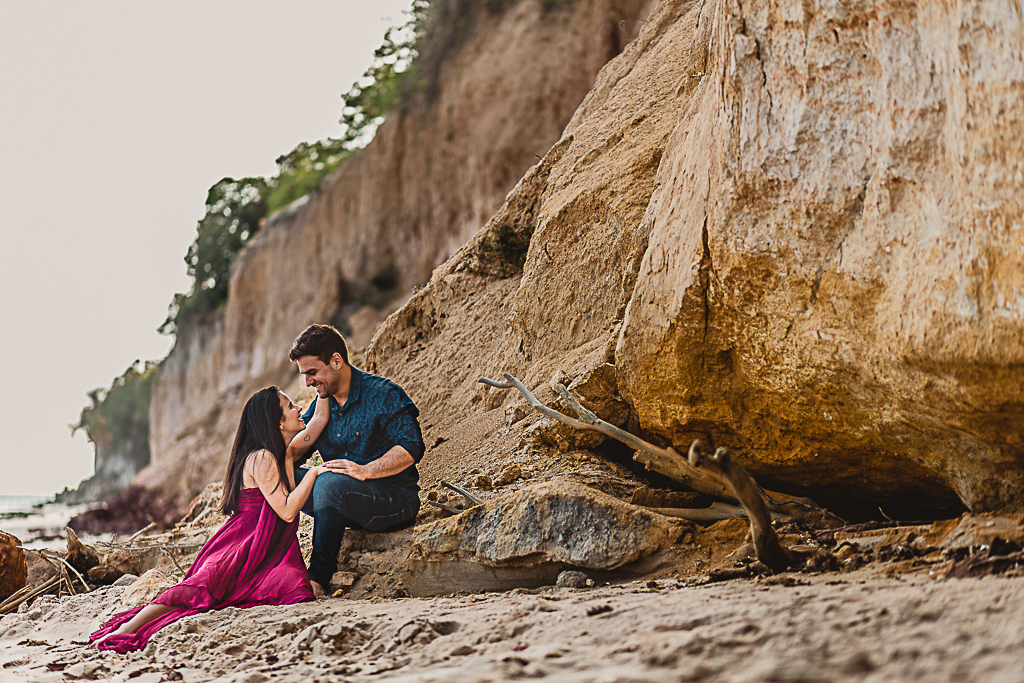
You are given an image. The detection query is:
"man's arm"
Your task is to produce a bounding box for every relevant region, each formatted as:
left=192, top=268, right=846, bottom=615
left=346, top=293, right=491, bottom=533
left=323, top=445, right=414, bottom=481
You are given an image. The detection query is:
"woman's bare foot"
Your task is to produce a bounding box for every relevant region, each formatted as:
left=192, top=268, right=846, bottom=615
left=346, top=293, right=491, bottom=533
left=94, top=626, right=130, bottom=647
left=310, top=581, right=326, bottom=598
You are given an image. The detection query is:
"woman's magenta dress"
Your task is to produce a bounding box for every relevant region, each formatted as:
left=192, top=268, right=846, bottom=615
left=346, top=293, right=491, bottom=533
left=91, top=488, right=314, bottom=653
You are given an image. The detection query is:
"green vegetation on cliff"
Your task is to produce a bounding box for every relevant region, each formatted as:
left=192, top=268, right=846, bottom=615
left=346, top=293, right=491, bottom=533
left=158, top=1, right=430, bottom=336
left=72, top=361, right=158, bottom=464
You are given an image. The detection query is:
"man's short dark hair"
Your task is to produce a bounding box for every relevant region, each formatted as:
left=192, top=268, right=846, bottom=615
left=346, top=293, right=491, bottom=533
left=289, top=324, right=349, bottom=365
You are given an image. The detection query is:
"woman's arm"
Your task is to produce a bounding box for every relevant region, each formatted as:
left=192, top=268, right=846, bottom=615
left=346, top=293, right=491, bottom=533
left=248, top=450, right=328, bottom=523
left=286, top=396, right=330, bottom=461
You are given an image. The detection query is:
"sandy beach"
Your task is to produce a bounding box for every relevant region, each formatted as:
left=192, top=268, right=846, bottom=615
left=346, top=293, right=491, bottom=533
left=1, top=567, right=1022, bottom=682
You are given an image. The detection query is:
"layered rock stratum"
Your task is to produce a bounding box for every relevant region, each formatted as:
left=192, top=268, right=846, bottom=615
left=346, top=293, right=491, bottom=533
left=140, top=0, right=1022, bottom=519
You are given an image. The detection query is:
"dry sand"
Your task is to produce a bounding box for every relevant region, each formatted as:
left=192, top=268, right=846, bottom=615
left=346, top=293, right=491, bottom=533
left=1, top=568, right=1022, bottom=682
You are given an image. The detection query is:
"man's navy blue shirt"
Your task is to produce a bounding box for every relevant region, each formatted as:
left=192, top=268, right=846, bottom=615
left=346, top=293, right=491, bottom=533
left=301, top=367, right=424, bottom=493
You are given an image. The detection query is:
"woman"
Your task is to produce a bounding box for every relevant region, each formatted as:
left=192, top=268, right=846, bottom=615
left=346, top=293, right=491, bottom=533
left=92, top=386, right=331, bottom=653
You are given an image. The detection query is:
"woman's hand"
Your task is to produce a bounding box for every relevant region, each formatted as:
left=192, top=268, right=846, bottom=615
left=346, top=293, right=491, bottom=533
left=250, top=452, right=330, bottom=523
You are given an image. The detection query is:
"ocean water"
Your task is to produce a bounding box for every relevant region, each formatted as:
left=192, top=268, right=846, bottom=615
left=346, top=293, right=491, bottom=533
left=0, top=494, right=53, bottom=515
left=0, top=495, right=107, bottom=550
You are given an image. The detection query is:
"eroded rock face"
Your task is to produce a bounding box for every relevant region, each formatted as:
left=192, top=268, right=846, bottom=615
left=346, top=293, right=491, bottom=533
left=410, top=481, right=686, bottom=569
left=139, top=0, right=1023, bottom=517
left=140, top=0, right=657, bottom=513
left=370, top=0, right=1024, bottom=515
left=615, top=0, right=1024, bottom=512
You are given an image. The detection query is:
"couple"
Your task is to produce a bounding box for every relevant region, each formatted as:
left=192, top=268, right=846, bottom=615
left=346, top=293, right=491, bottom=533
left=92, top=324, right=424, bottom=652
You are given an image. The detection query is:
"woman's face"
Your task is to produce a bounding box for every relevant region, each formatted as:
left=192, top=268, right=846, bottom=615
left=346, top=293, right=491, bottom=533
left=278, top=392, right=305, bottom=439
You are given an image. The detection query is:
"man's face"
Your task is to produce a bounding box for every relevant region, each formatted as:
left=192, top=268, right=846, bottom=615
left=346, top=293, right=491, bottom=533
left=297, top=354, right=341, bottom=399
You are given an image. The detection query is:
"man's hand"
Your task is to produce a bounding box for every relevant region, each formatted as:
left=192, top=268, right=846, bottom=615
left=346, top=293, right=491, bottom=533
left=323, top=446, right=414, bottom=481
left=325, top=459, right=369, bottom=481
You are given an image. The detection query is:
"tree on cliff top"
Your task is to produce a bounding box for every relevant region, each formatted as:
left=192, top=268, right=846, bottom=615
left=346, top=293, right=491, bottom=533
left=72, top=361, right=158, bottom=458
left=158, top=177, right=267, bottom=335
left=158, top=2, right=430, bottom=337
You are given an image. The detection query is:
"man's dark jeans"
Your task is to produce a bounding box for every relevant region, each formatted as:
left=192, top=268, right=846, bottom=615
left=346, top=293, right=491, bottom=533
left=294, top=467, right=420, bottom=589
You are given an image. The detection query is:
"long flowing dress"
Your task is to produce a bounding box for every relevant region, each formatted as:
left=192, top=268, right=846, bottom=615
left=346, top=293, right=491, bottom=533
left=91, top=488, right=314, bottom=653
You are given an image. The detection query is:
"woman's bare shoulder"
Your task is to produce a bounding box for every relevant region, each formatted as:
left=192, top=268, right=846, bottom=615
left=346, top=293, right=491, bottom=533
left=244, top=450, right=277, bottom=481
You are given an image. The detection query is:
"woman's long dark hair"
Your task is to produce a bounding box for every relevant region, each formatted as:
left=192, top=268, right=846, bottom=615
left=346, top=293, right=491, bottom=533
left=219, top=386, right=293, bottom=516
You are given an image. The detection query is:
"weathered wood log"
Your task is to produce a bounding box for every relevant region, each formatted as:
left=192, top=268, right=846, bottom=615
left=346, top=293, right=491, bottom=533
left=65, top=527, right=99, bottom=573
left=651, top=502, right=747, bottom=523
left=480, top=373, right=734, bottom=498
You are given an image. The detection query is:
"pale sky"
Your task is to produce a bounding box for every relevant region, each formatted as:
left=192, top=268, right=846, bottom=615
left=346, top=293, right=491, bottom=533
left=0, top=1, right=414, bottom=496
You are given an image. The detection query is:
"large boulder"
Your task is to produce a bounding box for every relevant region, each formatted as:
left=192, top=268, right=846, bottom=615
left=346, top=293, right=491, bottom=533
left=411, top=481, right=686, bottom=569
left=0, top=531, right=27, bottom=602
left=615, top=0, right=1024, bottom=513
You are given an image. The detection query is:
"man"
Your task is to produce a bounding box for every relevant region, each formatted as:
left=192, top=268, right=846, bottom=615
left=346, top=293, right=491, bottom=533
left=289, top=323, right=424, bottom=596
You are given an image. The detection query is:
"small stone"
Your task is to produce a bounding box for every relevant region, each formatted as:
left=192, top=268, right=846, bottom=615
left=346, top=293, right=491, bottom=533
left=475, top=474, right=493, bottom=490
left=120, top=569, right=175, bottom=606
left=494, top=464, right=523, bottom=487
left=450, top=644, right=476, bottom=656
left=329, top=571, right=359, bottom=593
left=556, top=570, right=590, bottom=588
left=505, top=405, right=527, bottom=425
left=112, top=573, right=139, bottom=587
left=835, top=545, right=857, bottom=561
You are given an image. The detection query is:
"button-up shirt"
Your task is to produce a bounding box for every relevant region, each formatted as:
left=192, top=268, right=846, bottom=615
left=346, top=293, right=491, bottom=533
left=301, top=367, right=424, bottom=492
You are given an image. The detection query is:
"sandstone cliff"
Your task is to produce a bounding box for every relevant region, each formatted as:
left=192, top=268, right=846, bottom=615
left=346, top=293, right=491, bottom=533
left=139, top=0, right=656, bottom=512
left=142, top=0, right=1024, bottom=519
left=367, top=0, right=1024, bottom=516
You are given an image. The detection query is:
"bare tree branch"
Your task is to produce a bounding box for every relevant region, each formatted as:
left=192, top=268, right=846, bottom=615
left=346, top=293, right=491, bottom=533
left=480, top=373, right=734, bottom=499
left=651, top=502, right=747, bottom=522
left=688, top=441, right=796, bottom=573
left=441, top=481, right=485, bottom=507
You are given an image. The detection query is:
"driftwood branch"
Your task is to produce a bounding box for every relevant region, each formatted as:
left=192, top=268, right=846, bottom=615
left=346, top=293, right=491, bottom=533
left=652, top=501, right=747, bottom=523
left=0, top=575, right=62, bottom=615
left=98, top=540, right=206, bottom=551
left=441, top=481, right=485, bottom=507
left=480, top=373, right=831, bottom=523
left=0, top=583, right=35, bottom=613
left=688, top=441, right=796, bottom=573
left=479, top=374, right=734, bottom=500
left=45, top=550, right=90, bottom=593
left=161, top=547, right=187, bottom=577
left=127, top=522, right=157, bottom=542
left=425, top=499, right=461, bottom=515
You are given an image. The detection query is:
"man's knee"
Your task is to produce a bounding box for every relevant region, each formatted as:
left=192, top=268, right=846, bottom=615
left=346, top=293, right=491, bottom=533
left=311, top=473, right=363, bottom=512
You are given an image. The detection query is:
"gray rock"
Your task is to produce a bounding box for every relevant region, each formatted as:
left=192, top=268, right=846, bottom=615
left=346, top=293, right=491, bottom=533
left=112, top=573, right=139, bottom=587
left=556, top=570, right=591, bottom=588
left=411, top=481, right=686, bottom=570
